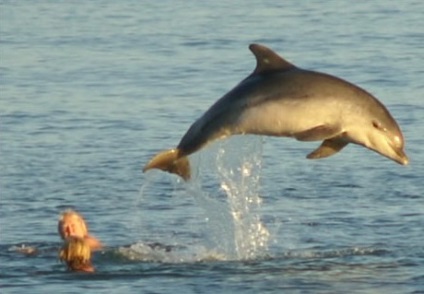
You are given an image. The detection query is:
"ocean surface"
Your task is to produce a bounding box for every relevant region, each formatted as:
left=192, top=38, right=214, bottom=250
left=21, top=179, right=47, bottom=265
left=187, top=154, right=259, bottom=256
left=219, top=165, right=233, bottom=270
left=1, top=1, right=423, bottom=293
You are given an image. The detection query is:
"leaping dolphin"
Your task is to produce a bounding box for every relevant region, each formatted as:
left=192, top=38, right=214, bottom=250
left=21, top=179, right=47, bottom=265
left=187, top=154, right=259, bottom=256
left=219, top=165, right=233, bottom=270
left=143, top=44, right=408, bottom=180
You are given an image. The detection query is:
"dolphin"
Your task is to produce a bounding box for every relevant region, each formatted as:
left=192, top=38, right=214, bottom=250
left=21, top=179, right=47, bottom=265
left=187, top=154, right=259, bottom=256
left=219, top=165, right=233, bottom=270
left=143, top=44, right=408, bottom=180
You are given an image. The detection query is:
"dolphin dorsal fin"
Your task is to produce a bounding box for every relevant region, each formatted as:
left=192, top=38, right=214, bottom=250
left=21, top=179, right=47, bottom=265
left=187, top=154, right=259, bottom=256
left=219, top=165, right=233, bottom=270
left=249, top=44, right=295, bottom=74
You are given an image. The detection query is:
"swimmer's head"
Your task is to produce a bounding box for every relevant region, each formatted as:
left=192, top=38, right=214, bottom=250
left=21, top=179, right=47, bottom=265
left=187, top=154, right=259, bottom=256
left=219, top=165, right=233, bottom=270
left=58, top=210, right=88, bottom=240
left=59, top=236, right=94, bottom=272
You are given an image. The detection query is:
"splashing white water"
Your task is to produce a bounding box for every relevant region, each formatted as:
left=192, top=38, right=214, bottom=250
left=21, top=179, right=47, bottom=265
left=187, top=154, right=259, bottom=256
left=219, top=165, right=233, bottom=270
left=188, top=135, right=270, bottom=260
left=140, top=135, right=270, bottom=261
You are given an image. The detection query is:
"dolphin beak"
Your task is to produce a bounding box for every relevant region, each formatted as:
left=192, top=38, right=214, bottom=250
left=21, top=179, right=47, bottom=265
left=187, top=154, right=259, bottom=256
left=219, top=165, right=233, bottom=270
left=364, top=134, right=409, bottom=166
left=377, top=143, right=409, bottom=165
left=393, top=149, right=409, bottom=165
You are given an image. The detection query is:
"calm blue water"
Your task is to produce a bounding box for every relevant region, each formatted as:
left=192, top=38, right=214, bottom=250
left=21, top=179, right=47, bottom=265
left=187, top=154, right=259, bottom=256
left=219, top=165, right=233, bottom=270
left=1, top=1, right=423, bottom=293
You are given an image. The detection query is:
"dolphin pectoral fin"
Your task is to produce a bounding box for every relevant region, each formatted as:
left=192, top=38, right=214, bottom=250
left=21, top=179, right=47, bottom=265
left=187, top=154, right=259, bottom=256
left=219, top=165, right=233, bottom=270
left=307, top=138, right=349, bottom=159
left=143, top=149, right=191, bottom=181
left=294, top=125, right=341, bottom=142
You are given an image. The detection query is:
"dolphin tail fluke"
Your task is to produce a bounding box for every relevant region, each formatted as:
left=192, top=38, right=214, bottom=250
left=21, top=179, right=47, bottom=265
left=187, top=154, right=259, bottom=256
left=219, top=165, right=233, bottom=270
left=143, top=149, right=191, bottom=181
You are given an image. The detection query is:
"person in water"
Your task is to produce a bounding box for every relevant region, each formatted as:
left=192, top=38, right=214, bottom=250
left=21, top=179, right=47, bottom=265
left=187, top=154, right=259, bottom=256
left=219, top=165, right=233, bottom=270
left=59, top=236, right=95, bottom=272
left=58, top=209, right=102, bottom=272
left=58, top=209, right=103, bottom=251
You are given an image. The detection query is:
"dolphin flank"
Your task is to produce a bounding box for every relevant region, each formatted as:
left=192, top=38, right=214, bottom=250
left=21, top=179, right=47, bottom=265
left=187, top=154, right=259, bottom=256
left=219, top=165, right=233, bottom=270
left=144, top=44, right=408, bottom=180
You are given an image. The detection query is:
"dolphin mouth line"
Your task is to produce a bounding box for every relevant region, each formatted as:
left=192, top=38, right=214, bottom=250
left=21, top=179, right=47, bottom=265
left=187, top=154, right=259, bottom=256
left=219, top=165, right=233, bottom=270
left=394, top=151, right=409, bottom=165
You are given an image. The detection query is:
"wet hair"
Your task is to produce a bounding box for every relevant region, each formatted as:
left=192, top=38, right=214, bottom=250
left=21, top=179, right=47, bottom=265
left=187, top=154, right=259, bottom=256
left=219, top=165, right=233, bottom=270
left=59, top=237, right=94, bottom=272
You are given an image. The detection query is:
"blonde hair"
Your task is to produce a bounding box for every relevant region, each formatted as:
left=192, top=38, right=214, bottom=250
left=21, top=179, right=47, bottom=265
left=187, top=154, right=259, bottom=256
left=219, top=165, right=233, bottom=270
left=58, top=209, right=88, bottom=239
left=59, top=237, right=93, bottom=272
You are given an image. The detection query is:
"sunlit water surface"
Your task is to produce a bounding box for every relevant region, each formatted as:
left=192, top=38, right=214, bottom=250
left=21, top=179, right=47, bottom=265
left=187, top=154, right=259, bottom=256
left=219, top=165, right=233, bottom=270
left=1, top=1, right=423, bottom=293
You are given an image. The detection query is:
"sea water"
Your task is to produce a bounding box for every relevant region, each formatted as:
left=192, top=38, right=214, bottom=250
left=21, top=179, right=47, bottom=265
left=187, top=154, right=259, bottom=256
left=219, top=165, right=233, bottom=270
left=1, top=1, right=423, bottom=293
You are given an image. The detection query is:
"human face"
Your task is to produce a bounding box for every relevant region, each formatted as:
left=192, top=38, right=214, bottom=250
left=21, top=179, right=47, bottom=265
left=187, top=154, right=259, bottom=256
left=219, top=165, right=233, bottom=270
left=58, top=213, right=88, bottom=239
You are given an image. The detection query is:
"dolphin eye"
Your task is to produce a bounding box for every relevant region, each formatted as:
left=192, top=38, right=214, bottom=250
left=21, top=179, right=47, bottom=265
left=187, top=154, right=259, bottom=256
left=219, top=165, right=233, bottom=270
left=372, top=120, right=380, bottom=129
left=372, top=120, right=387, bottom=132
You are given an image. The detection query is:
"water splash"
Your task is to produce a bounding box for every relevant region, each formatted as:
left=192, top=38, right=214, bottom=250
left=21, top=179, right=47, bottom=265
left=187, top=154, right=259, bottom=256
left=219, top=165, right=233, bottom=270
left=188, top=135, right=270, bottom=260
left=140, top=135, right=270, bottom=261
